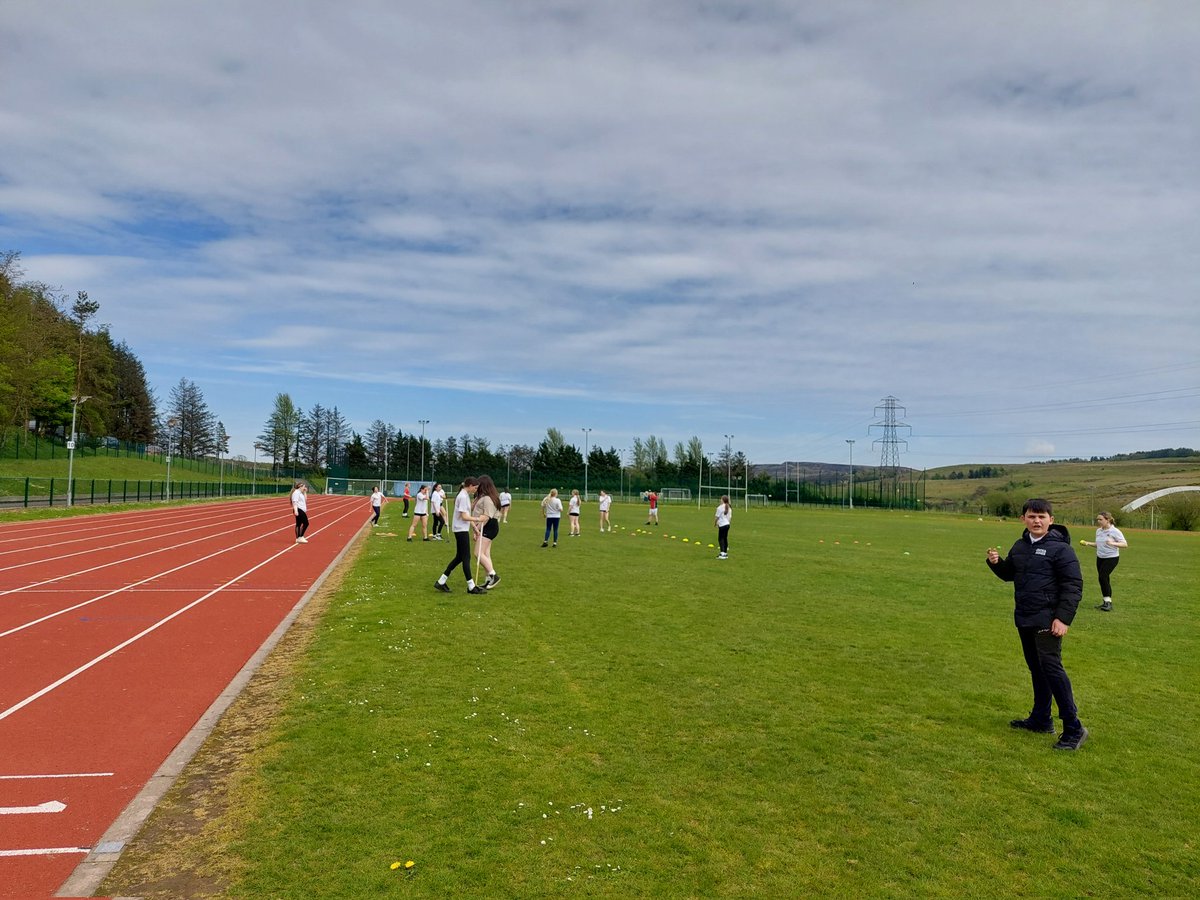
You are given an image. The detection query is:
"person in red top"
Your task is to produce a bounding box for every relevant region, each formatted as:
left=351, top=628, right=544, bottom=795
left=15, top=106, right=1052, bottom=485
left=646, top=490, right=659, bottom=526
left=402, top=482, right=412, bottom=517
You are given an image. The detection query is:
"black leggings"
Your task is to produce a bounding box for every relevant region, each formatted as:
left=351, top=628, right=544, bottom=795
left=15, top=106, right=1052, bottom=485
left=544, top=517, right=560, bottom=541
left=295, top=511, right=309, bottom=538
left=372, top=505, right=381, bottom=524
left=1097, top=556, right=1119, bottom=598
left=443, top=530, right=473, bottom=582
left=433, top=512, right=446, bottom=535
left=718, top=525, right=730, bottom=554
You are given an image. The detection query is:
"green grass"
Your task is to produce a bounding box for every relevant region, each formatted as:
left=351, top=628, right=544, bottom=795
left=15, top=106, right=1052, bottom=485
left=104, top=501, right=1200, bottom=897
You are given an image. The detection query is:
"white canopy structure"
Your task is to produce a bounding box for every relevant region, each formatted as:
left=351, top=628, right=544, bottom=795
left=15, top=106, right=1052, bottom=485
left=1121, top=486, right=1200, bottom=512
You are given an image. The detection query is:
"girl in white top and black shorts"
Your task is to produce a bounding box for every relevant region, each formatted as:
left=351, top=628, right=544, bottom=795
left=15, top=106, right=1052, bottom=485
left=407, top=485, right=430, bottom=542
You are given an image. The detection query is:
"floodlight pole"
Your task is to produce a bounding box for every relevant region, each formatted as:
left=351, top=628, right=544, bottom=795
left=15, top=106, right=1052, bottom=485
left=166, top=417, right=178, bottom=501
left=617, top=448, right=625, bottom=501
left=723, top=434, right=734, bottom=491
left=582, top=427, right=591, bottom=501
left=66, top=395, right=91, bottom=507
left=219, top=431, right=229, bottom=497
left=383, top=429, right=390, bottom=490
left=846, top=439, right=855, bottom=509
left=418, top=419, right=429, bottom=483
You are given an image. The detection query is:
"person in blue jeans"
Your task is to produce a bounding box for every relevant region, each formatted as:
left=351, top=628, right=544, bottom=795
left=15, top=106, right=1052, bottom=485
left=540, top=488, right=562, bottom=547
left=986, top=498, right=1088, bottom=751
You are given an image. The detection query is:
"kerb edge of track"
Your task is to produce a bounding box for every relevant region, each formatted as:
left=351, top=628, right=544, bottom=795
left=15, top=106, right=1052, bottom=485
left=54, top=523, right=370, bottom=900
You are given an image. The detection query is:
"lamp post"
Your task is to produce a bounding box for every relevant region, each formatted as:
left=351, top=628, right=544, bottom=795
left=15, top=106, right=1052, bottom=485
left=418, top=419, right=429, bottom=483
left=406, top=434, right=412, bottom=481
left=383, top=429, right=390, bottom=492
left=253, top=442, right=264, bottom=496
left=219, top=431, right=229, bottom=497
left=617, top=448, right=626, bottom=501
left=66, top=394, right=91, bottom=507
left=506, top=446, right=512, bottom=489
left=723, top=434, right=734, bottom=491
left=581, top=427, right=592, bottom=500
left=166, top=416, right=178, bottom=501
left=846, top=439, right=855, bottom=509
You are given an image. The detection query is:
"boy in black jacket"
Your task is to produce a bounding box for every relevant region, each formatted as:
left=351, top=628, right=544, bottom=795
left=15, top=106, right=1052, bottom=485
left=986, top=498, right=1088, bottom=751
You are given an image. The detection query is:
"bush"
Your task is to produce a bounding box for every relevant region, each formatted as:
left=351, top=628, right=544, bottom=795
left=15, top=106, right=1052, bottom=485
left=1162, top=494, right=1200, bottom=531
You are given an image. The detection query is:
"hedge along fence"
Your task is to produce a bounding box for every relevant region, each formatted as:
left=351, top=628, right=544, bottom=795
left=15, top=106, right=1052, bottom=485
left=0, top=477, right=294, bottom=508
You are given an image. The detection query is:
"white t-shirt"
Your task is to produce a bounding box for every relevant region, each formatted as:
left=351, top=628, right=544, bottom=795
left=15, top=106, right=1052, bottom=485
left=598, top=494, right=611, bottom=512
left=569, top=495, right=581, bottom=514
left=542, top=496, right=563, bottom=518
left=452, top=488, right=473, bottom=532
left=291, top=489, right=307, bottom=513
left=1095, top=525, right=1126, bottom=559
left=431, top=489, right=444, bottom=515
left=414, top=490, right=429, bottom=515
left=715, top=503, right=732, bottom=528
left=499, top=491, right=512, bottom=507
left=370, top=489, right=383, bottom=508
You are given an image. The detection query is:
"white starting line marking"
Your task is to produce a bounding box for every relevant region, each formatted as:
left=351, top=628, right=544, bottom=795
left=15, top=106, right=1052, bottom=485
left=0, top=846, right=89, bottom=857
left=0, top=772, right=113, bottom=780
left=0, top=800, right=66, bottom=815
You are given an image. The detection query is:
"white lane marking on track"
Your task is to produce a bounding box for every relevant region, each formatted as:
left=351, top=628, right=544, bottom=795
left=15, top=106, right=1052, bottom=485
left=0, top=800, right=66, bottom=815
left=0, top=525, right=287, bottom=639
left=0, top=772, right=113, bottom=779
left=0, top=506, right=289, bottom=576
left=0, top=503, right=366, bottom=723
left=0, top=497, right=363, bottom=638
left=0, top=846, right=89, bottom=857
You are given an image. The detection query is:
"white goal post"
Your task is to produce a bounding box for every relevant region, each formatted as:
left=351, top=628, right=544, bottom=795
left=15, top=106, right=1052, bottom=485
left=326, top=477, right=383, bottom=496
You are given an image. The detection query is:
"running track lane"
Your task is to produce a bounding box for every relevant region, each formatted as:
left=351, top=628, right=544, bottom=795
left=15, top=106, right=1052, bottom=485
left=0, top=495, right=370, bottom=899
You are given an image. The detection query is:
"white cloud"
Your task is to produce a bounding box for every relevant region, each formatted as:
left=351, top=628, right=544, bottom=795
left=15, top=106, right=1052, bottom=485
left=2, top=1, right=1197, bottom=464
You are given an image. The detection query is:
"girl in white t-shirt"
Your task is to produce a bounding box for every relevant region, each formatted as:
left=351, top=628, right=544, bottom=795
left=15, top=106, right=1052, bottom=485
left=541, top=489, right=563, bottom=547
left=568, top=489, right=582, bottom=535
left=498, top=489, right=512, bottom=522
left=369, top=486, right=384, bottom=525
left=714, top=495, right=732, bottom=559
left=1079, top=511, right=1128, bottom=612
left=407, top=485, right=430, bottom=542
left=597, top=490, right=612, bottom=532
left=291, top=482, right=309, bottom=544
left=435, top=478, right=484, bottom=594
left=430, top=483, right=446, bottom=540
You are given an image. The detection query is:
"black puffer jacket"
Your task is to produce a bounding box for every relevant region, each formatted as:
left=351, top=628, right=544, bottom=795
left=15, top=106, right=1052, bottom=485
left=987, top=523, right=1083, bottom=628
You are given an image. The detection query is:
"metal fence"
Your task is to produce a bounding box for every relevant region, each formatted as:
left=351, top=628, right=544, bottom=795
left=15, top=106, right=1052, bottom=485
left=0, top=478, right=293, bottom=509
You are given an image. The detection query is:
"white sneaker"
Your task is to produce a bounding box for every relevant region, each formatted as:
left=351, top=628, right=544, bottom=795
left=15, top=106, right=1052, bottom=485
left=299, top=536, right=309, bottom=543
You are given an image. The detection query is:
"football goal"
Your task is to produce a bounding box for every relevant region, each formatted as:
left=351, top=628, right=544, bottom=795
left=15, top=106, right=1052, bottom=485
left=659, top=487, right=691, bottom=502
left=326, top=477, right=383, bottom=496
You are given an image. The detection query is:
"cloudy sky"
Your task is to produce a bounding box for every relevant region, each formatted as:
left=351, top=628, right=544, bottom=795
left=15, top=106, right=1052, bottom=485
left=2, top=1, right=1197, bottom=470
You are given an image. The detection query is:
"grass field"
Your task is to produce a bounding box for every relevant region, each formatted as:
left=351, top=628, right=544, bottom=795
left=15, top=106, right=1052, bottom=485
left=97, top=500, right=1199, bottom=897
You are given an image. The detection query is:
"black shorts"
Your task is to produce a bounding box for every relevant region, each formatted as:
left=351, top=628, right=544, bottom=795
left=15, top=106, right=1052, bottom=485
left=482, top=518, right=500, bottom=539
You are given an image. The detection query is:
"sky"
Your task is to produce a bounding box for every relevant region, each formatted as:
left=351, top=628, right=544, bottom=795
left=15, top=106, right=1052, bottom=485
left=2, top=1, right=1197, bottom=471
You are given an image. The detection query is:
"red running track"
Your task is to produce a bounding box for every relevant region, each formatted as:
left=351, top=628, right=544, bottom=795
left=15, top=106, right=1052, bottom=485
left=0, top=495, right=370, bottom=899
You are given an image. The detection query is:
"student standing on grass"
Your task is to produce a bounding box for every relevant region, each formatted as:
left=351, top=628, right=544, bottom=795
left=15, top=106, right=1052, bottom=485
left=1079, top=511, right=1128, bottom=612
left=986, top=498, right=1088, bottom=751
left=435, top=477, right=485, bottom=594
left=291, top=482, right=309, bottom=544
left=499, top=488, right=512, bottom=523
left=407, top=485, right=430, bottom=542
left=646, top=489, right=659, bottom=525
left=714, top=494, right=732, bottom=559
left=541, top=488, right=563, bottom=547
left=402, top=482, right=412, bottom=517
left=568, top=489, right=582, bottom=536
left=470, top=475, right=502, bottom=590
left=598, top=489, right=612, bottom=532
left=430, top=483, right=446, bottom=540
left=369, top=485, right=384, bottom=526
